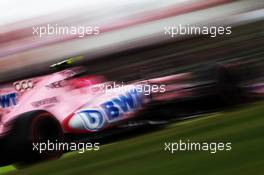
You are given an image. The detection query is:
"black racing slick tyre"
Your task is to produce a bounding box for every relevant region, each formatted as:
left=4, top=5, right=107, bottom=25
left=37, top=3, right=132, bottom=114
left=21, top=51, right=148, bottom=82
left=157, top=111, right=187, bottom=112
left=0, top=110, right=64, bottom=166
left=216, top=64, right=243, bottom=105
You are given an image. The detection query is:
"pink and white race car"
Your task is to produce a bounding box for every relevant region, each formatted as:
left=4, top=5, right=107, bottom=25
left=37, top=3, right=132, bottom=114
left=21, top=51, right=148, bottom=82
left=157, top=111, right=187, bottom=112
left=0, top=65, right=188, bottom=165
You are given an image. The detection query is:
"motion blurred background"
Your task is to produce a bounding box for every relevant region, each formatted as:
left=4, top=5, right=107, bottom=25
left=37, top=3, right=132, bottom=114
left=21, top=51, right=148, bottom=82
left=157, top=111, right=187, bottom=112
left=0, top=0, right=263, bottom=83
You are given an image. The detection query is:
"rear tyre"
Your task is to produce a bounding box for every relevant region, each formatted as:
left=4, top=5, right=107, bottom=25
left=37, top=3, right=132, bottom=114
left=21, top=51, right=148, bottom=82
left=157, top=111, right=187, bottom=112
left=216, top=64, right=242, bottom=105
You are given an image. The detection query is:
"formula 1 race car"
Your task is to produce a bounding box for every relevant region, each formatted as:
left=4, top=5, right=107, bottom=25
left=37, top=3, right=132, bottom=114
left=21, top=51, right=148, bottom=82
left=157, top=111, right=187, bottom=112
left=0, top=57, right=263, bottom=166
left=0, top=59, right=190, bottom=166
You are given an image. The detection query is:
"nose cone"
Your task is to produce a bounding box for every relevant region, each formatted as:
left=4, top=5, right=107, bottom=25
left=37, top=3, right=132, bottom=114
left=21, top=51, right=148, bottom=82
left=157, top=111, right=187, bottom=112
left=68, top=110, right=105, bottom=131
left=68, top=114, right=86, bottom=130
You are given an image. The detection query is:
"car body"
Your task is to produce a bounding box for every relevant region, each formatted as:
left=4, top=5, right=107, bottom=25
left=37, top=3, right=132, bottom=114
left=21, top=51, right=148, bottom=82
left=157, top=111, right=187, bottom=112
left=0, top=66, right=191, bottom=165
left=0, top=68, right=140, bottom=135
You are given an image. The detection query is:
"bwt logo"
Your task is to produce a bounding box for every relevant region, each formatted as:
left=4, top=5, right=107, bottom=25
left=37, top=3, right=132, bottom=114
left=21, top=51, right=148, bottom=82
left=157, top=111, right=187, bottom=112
left=78, top=89, right=144, bottom=131
left=101, top=89, right=144, bottom=121
left=77, top=110, right=104, bottom=131
left=0, top=93, right=17, bottom=108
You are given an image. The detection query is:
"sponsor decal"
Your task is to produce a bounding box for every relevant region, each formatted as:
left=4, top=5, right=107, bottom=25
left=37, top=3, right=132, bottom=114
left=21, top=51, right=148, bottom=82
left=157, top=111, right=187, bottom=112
left=31, top=97, right=58, bottom=108
left=101, top=89, right=144, bottom=121
left=46, top=80, right=65, bottom=89
left=76, top=89, right=144, bottom=130
left=76, top=110, right=105, bottom=131
left=13, top=79, right=34, bottom=91
left=0, top=93, right=17, bottom=108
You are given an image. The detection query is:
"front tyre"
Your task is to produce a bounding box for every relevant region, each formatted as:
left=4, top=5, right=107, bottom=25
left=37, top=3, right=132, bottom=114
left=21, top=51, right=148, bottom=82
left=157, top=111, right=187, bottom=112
left=4, top=111, right=64, bottom=166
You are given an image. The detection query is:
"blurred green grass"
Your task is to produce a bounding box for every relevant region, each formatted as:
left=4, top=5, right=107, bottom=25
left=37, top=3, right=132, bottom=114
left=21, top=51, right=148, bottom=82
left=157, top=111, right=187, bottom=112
left=1, top=102, right=264, bottom=175
left=0, top=166, right=15, bottom=175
